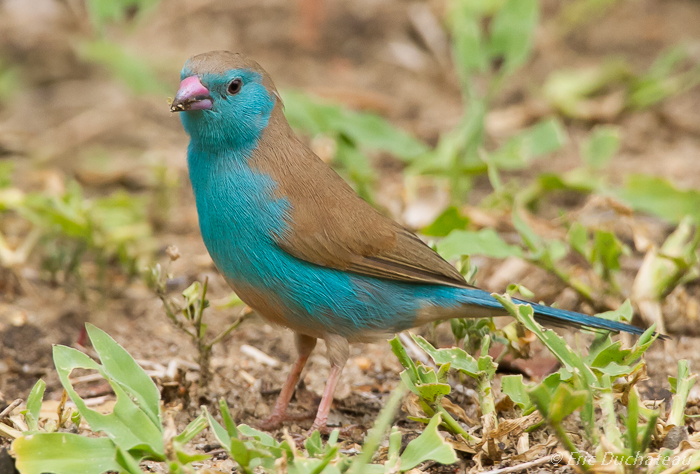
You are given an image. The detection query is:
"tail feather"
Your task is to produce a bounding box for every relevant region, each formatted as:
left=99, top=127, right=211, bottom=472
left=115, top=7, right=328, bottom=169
left=525, top=300, right=647, bottom=336
left=453, top=288, right=664, bottom=339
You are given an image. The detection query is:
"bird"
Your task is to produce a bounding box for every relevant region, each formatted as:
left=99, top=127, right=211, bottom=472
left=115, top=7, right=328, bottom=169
left=171, top=51, right=653, bottom=433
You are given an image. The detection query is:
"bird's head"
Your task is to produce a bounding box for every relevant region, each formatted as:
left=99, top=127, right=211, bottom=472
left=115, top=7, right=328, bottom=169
left=171, top=51, right=279, bottom=149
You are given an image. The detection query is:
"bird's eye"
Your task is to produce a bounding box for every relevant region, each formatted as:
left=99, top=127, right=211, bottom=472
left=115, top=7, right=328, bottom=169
left=227, top=78, right=243, bottom=95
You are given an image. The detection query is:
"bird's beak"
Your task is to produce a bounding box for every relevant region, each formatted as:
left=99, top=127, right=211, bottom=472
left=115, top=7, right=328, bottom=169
left=170, top=76, right=213, bottom=112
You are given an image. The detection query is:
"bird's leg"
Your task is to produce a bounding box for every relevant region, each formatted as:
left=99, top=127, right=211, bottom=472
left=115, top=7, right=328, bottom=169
left=259, top=333, right=317, bottom=431
left=308, top=334, right=348, bottom=433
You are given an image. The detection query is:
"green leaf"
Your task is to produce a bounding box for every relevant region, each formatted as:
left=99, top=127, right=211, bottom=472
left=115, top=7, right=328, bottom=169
left=389, top=336, right=419, bottom=384
left=85, top=0, right=160, bottom=30
left=625, top=386, right=639, bottom=453
left=347, top=385, right=408, bottom=474
left=511, top=208, right=543, bottom=252
left=596, top=361, right=644, bottom=378
left=85, top=324, right=161, bottom=428
left=238, top=424, right=277, bottom=447
left=581, top=126, right=620, bottom=169
left=422, top=207, right=470, bottom=237
left=628, top=46, right=700, bottom=109
left=305, top=430, right=324, bottom=457
left=531, top=383, right=587, bottom=424
left=501, top=375, right=531, bottom=410
left=489, top=119, right=567, bottom=170
left=488, top=0, right=539, bottom=75
left=52, top=329, right=164, bottom=459
left=595, top=299, right=634, bottom=323
left=448, top=2, right=488, bottom=81
left=399, top=414, right=457, bottom=471
left=335, top=139, right=376, bottom=190
left=203, top=408, right=271, bottom=474
left=173, top=414, right=207, bottom=446
left=542, top=61, right=630, bottom=118
left=616, top=175, right=700, bottom=223
left=219, top=398, right=239, bottom=439
left=437, top=228, right=523, bottom=260
left=669, top=360, right=696, bottom=427
left=0, top=161, right=14, bottom=188
left=590, top=230, right=628, bottom=276
left=23, top=379, right=46, bottom=432
left=282, top=91, right=428, bottom=162
left=522, top=119, right=567, bottom=158
left=411, top=335, right=481, bottom=377
left=115, top=445, right=146, bottom=474
left=12, top=433, right=126, bottom=474
left=203, top=406, right=231, bottom=451
left=493, top=295, right=597, bottom=387
left=414, top=381, right=451, bottom=404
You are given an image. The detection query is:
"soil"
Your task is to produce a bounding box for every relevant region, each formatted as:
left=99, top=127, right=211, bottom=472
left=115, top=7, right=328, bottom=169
left=1, top=0, right=700, bottom=472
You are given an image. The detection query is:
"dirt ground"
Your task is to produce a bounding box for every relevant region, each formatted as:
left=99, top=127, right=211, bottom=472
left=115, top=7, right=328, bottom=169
left=1, top=0, right=700, bottom=472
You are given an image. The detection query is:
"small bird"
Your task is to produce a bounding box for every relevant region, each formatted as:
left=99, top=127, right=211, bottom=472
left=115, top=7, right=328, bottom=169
left=171, top=51, right=650, bottom=432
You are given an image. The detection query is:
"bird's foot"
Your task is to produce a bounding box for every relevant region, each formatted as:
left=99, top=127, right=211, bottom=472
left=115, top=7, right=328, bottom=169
left=258, top=411, right=316, bottom=431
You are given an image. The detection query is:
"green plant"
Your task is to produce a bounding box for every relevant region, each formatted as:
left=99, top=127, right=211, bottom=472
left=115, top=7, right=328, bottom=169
left=282, top=91, right=429, bottom=201
left=0, top=174, right=154, bottom=296
left=388, top=288, right=683, bottom=472
left=11, top=324, right=208, bottom=474
left=408, top=0, right=549, bottom=200
left=390, top=334, right=485, bottom=445
left=146, top=258, right=250, bottom=390
left=495, top=295, right=665, bottom=471
left=204, top=386, right=457, bottom=473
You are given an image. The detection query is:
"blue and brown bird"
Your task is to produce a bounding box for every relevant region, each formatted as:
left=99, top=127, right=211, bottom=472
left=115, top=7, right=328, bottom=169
left=171, top=51, right=650, bottom=432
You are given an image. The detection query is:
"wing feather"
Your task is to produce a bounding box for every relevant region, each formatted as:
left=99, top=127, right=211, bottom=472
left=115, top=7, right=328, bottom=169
left=253, top=108, right=469, bottom=288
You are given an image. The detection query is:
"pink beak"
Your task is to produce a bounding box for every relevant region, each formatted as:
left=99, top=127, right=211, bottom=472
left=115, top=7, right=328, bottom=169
left=171, top=76, right=213, bottom=112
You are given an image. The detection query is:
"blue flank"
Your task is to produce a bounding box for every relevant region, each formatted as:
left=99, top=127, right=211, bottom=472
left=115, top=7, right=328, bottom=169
left=186, top=136, right=469, bottom=338
left=181, top=66, right=646, bottom=340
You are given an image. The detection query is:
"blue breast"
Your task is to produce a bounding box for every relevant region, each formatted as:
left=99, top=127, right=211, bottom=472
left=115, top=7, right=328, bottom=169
left=187, top=146, right=474, bottom=339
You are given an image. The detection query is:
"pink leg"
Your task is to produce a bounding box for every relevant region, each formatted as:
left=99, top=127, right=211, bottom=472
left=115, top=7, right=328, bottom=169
left=259, top=334, right=317, bottom=431
left=308, top=334, right=349, bottom=433
left=309, top=364, right=342, bottom=431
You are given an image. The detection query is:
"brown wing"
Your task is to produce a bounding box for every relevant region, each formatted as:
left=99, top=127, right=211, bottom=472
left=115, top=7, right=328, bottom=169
left=251, top=105, right=469, bottom=288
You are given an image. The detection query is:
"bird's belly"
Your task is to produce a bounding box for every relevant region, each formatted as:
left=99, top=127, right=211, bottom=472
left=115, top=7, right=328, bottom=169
left=191, top=166, right=475, bottom=340
left=205, top=236, right=404, bottom=336
left=209, top=239, right=474, bottom=341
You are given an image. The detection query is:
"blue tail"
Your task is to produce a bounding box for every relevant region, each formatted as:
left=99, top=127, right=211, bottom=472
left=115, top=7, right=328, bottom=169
left=524, top=300, right=648, bottom=336
left=451, top=288, right=659, bottom=338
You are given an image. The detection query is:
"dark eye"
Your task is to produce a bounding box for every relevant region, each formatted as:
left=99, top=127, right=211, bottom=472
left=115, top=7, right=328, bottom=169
left=227, top=78, right=242, bottom=95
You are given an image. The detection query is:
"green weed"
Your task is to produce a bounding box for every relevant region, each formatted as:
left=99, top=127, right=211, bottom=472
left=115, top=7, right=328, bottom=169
left=8, top=324, right=457, bottom=473
left=146, top=258, right=251, bottom=391
left=0, top=169, right=154, bottom=296
left=12, top=324, right=208, bottom=474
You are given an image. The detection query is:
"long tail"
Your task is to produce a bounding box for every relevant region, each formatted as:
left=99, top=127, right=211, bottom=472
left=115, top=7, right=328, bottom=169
left=524, top=300, right=647, bottom=336
left=456, top=288, right=656, bottom=337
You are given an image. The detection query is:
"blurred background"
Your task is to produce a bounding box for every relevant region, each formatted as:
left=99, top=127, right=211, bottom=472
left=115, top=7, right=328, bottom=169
left=1, top=0, right=700, bottom=426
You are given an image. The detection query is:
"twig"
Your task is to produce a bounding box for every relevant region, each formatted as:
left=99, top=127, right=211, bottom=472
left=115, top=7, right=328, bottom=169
left=194, top=276, right=209, bottom=329
left=479, top=454, right=560, bottom=474
left=240, top=344, right=279, bottom=367
left=0, top=422, right=21, bottom=439
left=0, top=399, right=22, bottom=419
left=399, top=332, right=432, bottom=367
left=207, top=310, right=253, bottom=348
